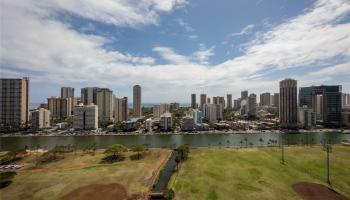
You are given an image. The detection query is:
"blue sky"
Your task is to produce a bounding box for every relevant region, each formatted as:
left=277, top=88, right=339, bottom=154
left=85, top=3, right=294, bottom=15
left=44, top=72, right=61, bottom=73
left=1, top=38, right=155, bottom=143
left=1, top=0, right=350, bottom=103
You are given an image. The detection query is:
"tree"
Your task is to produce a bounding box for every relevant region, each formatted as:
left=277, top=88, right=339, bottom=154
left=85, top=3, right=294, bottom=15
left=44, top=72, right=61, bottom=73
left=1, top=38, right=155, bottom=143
left=244, top=138, right=248, bottom=148
left=259, top=138, right=264, bottom=147
left=240, top=140, right=243, bottom=148
left=176, top=145, right=189, bottom=161
left=131, top=144, right=145, bottom=160
left=102, top=144, right=128, bottom=163
left=226, top=140, right=230, bottom=148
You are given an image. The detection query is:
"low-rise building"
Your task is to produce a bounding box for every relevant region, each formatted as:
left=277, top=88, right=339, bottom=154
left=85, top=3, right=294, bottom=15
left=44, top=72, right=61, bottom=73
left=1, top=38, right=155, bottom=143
left=181, top=116, right=195, bottom=131
left=73, top=104, right=98, bottom=130
left=342, top=112, right=350, bottom=126
left=298, top=106, right=316, bottom=129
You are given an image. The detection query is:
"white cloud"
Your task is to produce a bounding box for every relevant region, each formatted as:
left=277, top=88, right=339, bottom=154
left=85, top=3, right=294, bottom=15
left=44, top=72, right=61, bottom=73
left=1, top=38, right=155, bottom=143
left=1, top=0, right=350, bottom=102
left=193, top=44, right=214, bottom=65
left=231, top=24, right=255, bottom=36
left=175, top=18, right=194, bottom=32
left=153, top=46, right=190, bottom=64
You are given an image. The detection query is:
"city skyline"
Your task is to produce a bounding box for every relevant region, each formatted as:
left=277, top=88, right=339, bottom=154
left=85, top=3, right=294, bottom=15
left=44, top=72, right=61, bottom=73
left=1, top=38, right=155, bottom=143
left=1, top=0, right=350, bottom=103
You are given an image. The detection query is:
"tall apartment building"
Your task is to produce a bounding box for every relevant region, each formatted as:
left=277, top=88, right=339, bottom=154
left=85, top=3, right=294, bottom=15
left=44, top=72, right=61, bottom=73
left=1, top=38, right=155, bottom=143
left=260, top=92, right=271, bottom=106
left=226, top=94, right=232, bottom=109
left=61, top=87, right=75, bottom=110
left=133, top=85, right=142, bottom=117
left=47, top=96, right=72, bottom=121
left=241, top=90, right=248, bottom=100
left=96, top=88, right=113, bottom=122
left=207, top=97, right=211, bottom=104
left=191, top=93, right=196, bottom=109
left=81, top=87, right=99, bottom=105
left=191, top=109, right=203, bottom=124
left=234, top=98, right=241, bottom=110
left=279, top=78, right=298, bottom=129
left=299, top=87, right=313, bottom=108
left=61, top=87, right=74, bottom=99
left=203, top=104, right=217, bottom=123
left=0, top=77, right=29, bottom=127
left=160, top=113, right=172, bottom=131
left=31, top=108, right=51, bottom=129
left=113, top=97, right=128, bottom=122
left=160, top=103, right=170, bottom=115
left=153, top=105, right=161, bottom=118
left=200, top=94, right=207, bottom=110
left=273, top=93, right=279, bottom=107
left=73, top=104, right=98, bottom=130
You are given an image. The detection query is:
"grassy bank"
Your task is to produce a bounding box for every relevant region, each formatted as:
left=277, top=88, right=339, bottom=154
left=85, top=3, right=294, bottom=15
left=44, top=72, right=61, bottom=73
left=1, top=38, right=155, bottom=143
left=1, top=149, right=171, bottom=200
left=170, top=145, right=350, bottom=200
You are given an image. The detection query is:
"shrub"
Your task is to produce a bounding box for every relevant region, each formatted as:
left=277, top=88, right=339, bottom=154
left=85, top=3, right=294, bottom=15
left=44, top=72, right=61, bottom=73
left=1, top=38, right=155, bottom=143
left=164, top=188, right=175, bottom=200
left=101, top=154, right=125, bottom=163
left=0, top=172, right=17, bottom=189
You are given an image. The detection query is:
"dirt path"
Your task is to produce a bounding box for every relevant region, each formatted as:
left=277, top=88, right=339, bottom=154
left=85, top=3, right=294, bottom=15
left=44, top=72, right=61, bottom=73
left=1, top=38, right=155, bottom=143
left=292, top=182, right=350, bottom=200
left=61, top=183, right=129, bottom=200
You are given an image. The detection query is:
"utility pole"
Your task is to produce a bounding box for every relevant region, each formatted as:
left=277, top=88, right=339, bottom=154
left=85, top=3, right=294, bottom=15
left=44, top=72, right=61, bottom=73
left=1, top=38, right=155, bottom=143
left=280, top=132, right=285, bottom=165
left=325, top=144, right=332, bottom=185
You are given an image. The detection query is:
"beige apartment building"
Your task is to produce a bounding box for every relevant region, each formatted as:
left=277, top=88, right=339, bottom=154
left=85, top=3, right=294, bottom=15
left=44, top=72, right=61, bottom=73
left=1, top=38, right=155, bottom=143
left=0, top=77, right=29, bottom=127
left=113, top=97, right=128, bottom=122
left=96, top=88, right=113, bottom=122
left=47, top=96, right=72, bottom=121
left=31, top=108, right=51, bottom=129
left=133, top=85, right=142, bottom=117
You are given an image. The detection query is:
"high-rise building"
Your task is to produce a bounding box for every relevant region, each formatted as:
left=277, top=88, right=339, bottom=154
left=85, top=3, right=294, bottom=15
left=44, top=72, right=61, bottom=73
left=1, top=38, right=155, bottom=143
left=191, top=109, right=203, bottom=124
left=279, top=78, right=298, bottom=129
left=133, top=85, right=142, bottom=117
left=200, top=94, right=207, bottom=110
left=81, top=87, right=99, bottom=105
left=207, top=97, right=211, bottom=104
left=260, top=92, right=271, bottom=106
left=347, top=94, right=350, bottom=105
left=234, top=98, right=241, bottom=110
left=160, top=113, right=172, bottom=131
left=240, top=94, right=256, bottom=118
left=153, top=105, right=161, bottom=118
left=61, top=87, right=75, bottom=110
left=0, top=77, right=29, bottom=127
left=342, top=93, right=347, bottom=108
left=31, top=108, right=51, bottom=130
left=241, top=90, right=248, bottom=100
left=113, top=97, right=128, bottom=122
left=204, top=104, right=217, bottom=123
left=273, top=93, right=279, bottom=107
left=96, top=88, right=113, bottom=122
left=170, top=102, right=180, bottom=111
left=299, top=85, right=342, bottom=126
left=61, top=87, right=74, bottom=99
left=248, top=94, right=257, bottom=118
left=181, top=116, right=195, bottom=131
left=73, top=104, right=98, bottom=130
left=160, top=103, right=170, bottom=115
left=191, top=93, right=196, bottom=109
left=227, top=94, right=232, bottom=109
left=47, top=96, right=72, bottom=120
left=299, top=87, right=313, bottom=108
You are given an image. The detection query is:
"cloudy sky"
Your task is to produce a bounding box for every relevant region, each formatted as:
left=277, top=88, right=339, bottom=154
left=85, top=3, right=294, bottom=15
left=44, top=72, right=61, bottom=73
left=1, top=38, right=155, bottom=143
left=1, top=0, right=350, bottom=103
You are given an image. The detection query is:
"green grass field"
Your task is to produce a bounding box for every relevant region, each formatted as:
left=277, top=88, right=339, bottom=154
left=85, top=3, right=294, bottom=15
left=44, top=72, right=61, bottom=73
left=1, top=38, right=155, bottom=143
left=169, top=145, right=350, bottom=200
left=1, top=149, right=171, bottom=200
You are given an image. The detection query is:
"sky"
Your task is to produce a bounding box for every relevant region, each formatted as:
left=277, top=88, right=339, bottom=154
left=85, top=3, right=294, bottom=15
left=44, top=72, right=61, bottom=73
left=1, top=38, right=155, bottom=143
left=1, top=0, right=350, bottom=103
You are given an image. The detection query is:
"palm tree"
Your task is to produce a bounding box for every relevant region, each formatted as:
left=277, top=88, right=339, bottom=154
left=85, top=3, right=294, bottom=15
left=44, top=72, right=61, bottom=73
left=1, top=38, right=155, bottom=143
left=240, top=140, right=243, bottom=148
left=244, top=138, right=248, bottom=148
left=226, top=140, right=230, bottom=148
left=218, top=142, right=222, bottom=148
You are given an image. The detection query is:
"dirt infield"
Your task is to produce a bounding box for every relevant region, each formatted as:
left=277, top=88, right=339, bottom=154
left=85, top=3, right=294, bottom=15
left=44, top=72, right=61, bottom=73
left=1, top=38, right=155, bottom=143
left=292, top=182, right=350, bottom=200
left=61, top=183, right=130, bottom=200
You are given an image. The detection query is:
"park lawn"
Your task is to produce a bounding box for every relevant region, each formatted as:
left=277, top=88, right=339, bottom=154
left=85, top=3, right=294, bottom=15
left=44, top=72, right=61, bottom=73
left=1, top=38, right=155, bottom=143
left=169, top=145, right=350, bottom=200
left=1, top=148, right=171, bottom=200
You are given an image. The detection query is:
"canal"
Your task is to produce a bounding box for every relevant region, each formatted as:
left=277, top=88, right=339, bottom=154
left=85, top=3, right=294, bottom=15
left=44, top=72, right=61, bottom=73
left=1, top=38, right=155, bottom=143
left=1, top=132, right=349, bottom=151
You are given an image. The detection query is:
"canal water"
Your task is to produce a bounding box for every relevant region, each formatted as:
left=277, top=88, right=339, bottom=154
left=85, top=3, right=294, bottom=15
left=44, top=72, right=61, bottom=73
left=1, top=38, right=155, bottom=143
left=1, top=132, right=349, bottom=151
